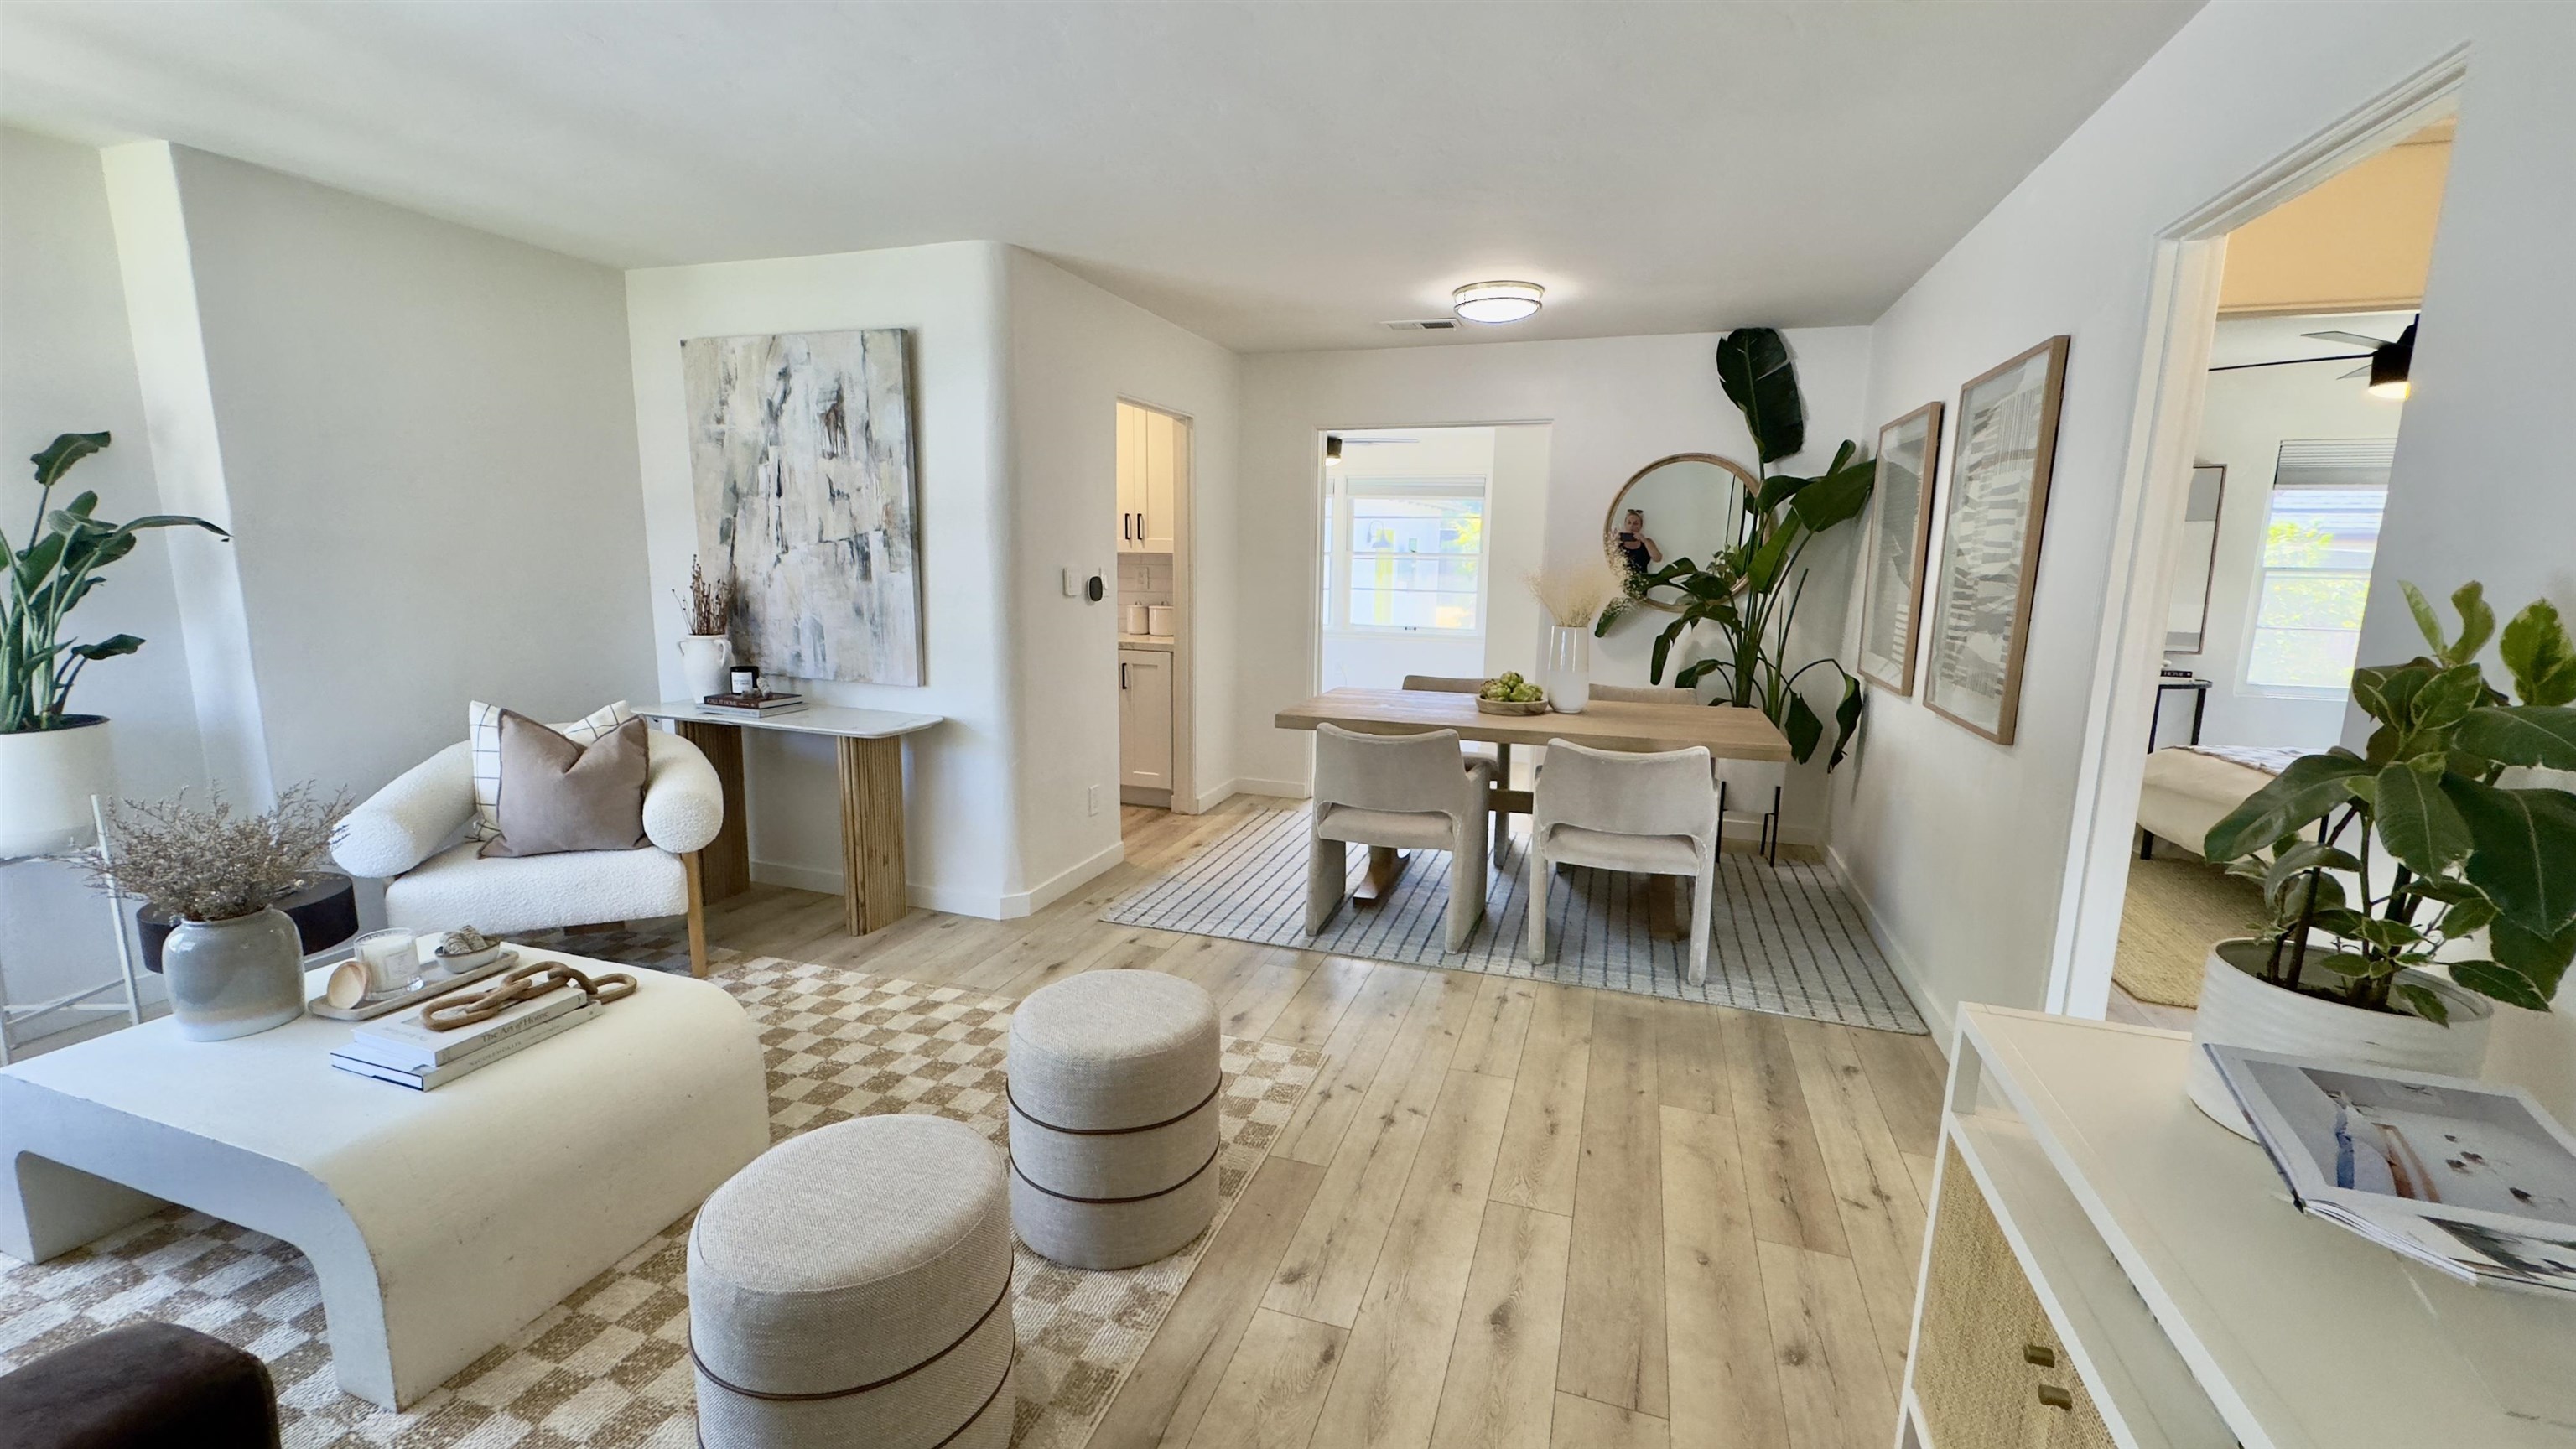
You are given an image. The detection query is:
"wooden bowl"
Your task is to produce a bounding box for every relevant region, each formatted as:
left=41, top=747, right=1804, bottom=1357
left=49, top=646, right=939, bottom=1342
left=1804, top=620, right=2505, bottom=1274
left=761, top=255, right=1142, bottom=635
left=1475, top=697, right=1551, bottom=715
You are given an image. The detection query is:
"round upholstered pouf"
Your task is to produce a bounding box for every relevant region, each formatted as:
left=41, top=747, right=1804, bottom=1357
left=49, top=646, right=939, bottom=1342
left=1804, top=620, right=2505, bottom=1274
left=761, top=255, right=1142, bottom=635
left=689, top=1114, right=1015, bottom=1449
left=1007, top=969, right=1222, bottom=1270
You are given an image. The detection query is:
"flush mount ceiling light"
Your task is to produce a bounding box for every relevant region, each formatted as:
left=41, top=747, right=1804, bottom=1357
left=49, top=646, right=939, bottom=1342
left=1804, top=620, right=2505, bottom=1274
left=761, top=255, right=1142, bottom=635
left=1452, top=280, right=1545, bottom=325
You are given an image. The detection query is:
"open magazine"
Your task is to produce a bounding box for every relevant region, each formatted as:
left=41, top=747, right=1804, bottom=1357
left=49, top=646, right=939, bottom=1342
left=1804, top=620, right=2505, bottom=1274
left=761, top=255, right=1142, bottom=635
left=2205, top=1044, right=2576, bottom=1299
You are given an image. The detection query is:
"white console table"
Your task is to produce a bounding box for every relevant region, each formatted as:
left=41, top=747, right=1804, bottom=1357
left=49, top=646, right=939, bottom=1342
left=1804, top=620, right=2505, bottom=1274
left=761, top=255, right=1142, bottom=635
left=638, top=702, right=941, bottom=936
left=1902, top=1005, right=2576, bottom=1449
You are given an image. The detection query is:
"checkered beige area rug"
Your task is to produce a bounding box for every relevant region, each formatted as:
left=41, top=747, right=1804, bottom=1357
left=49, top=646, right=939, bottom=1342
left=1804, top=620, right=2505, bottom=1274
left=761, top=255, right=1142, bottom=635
left=0, top=955, right=1321, bottom=1449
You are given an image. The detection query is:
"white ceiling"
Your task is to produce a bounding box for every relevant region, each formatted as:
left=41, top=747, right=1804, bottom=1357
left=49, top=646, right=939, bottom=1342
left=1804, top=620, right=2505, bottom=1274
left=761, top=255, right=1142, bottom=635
left=0, top=1, right=2202, bottom=353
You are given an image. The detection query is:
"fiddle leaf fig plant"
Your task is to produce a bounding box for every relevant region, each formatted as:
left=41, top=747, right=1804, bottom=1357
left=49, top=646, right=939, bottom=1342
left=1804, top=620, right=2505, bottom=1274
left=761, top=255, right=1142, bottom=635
left=1597, top=328, right=1874, bottom=766
left=3, top=432, right=228, bottom=734
left=2203, top=582, right=2576, bottom=1022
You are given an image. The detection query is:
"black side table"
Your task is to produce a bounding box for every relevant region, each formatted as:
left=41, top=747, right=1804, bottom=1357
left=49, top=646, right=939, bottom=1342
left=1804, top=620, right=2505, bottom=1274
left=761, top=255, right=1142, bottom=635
left=2148, top=677, right=2214, bottom=754
left=136, top=872, right=361, bottom=974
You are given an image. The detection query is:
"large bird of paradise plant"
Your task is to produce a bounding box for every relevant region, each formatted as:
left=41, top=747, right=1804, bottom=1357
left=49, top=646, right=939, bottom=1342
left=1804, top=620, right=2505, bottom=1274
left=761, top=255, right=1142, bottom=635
left=1597, top=329, right=1875, bottom=766
left=3, top=432, right=228, bottom=734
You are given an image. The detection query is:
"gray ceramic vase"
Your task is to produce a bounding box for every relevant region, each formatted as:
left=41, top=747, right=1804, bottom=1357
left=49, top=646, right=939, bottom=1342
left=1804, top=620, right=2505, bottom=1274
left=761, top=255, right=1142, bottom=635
left=161, top=907, right=305, bottom=1041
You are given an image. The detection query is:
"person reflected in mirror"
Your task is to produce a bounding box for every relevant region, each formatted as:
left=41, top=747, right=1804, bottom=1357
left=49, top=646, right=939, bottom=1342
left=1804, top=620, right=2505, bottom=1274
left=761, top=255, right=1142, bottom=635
left=1614, top=508, right=1663, bottom=579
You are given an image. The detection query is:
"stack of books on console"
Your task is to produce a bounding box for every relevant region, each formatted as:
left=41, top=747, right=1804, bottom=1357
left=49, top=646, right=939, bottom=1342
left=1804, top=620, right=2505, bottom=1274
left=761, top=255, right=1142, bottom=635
left=330, top=979, right=600, bottom=1090
left=699, top=689, right=806, bottom=719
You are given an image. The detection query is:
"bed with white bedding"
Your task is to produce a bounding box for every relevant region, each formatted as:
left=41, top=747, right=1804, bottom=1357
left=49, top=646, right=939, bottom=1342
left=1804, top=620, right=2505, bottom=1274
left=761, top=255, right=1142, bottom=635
left=2137, top=744, right=2309, bottom=858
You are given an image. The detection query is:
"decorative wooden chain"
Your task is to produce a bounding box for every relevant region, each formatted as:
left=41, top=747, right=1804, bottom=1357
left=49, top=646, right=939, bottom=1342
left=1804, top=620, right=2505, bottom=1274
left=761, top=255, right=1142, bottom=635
left=419, top=959, right=636, bottom=1031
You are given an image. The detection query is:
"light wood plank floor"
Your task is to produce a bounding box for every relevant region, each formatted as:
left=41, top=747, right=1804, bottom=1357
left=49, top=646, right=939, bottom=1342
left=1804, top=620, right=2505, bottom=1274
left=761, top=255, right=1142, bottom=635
left=702, top=797, right=1949, bottom=1449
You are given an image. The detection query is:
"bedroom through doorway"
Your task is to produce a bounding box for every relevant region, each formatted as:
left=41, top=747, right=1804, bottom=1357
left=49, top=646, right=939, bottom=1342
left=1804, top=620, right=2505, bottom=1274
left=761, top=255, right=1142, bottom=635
left=2110, top=117, right=2451, bottom=1028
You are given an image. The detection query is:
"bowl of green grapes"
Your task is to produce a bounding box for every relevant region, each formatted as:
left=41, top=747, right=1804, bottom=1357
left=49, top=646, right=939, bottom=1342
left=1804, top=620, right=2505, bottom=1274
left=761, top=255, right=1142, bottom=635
left=1474, top=673, right=1550, bottom=715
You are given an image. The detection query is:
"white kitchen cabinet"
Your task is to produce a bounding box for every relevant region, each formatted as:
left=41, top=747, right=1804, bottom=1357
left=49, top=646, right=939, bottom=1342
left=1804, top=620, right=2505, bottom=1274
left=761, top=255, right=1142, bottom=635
left=1116, top=401, right=1178, bottom=553
left=1118, top=647, right=1173, bottom=795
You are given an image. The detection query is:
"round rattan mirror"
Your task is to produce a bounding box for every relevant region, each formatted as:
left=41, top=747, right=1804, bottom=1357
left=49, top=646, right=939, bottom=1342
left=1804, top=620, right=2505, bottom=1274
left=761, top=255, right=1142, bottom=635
left=1603, top=453, right=1758, bottom=610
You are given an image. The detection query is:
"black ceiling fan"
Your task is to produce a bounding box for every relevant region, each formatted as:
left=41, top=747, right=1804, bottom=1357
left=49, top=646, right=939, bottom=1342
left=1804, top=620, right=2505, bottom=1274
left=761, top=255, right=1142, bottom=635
left=2209, top=315, right=2416, bottom=398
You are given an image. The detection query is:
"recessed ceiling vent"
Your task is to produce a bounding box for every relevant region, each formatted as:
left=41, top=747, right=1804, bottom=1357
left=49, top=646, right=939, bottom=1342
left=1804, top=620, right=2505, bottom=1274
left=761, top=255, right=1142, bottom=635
left=1383, top=318, right=1461, bottom=330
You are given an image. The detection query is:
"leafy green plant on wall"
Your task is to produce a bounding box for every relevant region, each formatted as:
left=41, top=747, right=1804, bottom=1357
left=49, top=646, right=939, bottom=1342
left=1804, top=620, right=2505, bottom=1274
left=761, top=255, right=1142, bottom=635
left=1597, top=328, right=1877, bottom=765
left=2203, top=583, right=2576, bottom=1021
left=3, top=432, right=229, bottom=734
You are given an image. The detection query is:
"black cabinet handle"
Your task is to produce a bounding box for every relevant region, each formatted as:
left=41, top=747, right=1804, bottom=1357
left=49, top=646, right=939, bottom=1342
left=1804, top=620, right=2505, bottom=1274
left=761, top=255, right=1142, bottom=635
left=1139, top=509, right=1146, bottom=539
left=1120, top=662, right=1130, bottom=689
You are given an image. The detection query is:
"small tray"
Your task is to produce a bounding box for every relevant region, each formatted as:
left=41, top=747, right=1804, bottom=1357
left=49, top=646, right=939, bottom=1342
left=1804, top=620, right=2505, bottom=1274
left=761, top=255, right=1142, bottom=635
left=307, top=950, right=521, bottom=1021
left=1475, top=698, right=1551, bottom=715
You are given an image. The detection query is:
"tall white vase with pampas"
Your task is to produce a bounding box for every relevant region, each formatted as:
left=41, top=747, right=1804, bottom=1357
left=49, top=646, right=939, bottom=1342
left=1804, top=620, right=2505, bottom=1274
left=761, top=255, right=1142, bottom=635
left=1526, top=567, right=1616, bottom=713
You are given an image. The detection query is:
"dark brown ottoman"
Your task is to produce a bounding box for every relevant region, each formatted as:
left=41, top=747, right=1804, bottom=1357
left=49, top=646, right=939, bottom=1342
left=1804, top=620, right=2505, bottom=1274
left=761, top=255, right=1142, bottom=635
left=0, top=1321, right=280, bottom=1449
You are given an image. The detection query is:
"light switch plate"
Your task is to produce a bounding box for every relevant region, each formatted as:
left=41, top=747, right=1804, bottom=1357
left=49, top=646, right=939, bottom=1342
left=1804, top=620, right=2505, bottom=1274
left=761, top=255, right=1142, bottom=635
left=1087, top=784, right=1103, bottom=816
left=1062, top=567, right=1083, bottom=598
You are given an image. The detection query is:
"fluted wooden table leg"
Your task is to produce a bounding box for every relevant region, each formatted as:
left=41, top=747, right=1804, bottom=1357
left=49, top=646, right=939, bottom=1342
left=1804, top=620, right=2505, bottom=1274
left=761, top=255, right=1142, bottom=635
left=672, top=719, right=751, bottom=903
left=838, top=735, right=907, bottom=935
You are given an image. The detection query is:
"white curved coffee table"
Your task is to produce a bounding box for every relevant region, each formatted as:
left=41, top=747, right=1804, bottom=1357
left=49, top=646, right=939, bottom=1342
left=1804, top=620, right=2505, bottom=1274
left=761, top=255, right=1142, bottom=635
left=0, top=949, right=769, bottom=1409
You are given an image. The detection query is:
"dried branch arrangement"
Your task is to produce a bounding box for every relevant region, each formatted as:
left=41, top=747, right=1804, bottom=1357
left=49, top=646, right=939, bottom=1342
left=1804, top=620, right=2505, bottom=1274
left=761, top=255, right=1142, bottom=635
left=75, top=784, right=351, bottom=922
left=678, top=557, right=734, bottom=636
left=1525, top=566, right=1617, bottom=629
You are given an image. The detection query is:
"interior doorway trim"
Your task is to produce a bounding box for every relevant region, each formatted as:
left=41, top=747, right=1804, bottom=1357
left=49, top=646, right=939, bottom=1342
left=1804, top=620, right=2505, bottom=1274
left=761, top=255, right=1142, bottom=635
left=2044, top=47, right=2467, bottom=1018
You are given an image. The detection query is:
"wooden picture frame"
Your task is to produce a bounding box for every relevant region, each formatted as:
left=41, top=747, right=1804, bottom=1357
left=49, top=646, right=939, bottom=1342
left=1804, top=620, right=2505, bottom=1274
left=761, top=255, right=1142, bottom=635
left=1921, top=335, right=2071, bottom=745
left=1855, top=401, right=1944, bottom=693
left=2164, top=464, right=2226, bottom=654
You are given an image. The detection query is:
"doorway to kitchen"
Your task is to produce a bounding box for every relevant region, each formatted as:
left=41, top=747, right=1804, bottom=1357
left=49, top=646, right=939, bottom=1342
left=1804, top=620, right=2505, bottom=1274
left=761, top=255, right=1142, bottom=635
left=1115, top=398, right=1195, bottom=840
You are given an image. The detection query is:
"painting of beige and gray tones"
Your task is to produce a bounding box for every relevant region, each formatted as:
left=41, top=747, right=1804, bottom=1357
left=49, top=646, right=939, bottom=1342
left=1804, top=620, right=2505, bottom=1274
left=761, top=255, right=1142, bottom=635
left=682, top=328, right=922, bottom=686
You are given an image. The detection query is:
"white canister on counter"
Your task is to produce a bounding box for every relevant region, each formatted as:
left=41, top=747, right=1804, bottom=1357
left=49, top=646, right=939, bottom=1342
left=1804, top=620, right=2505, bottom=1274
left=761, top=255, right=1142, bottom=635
left=1147, top=605, right=1176, bottom=636
left=1123, top=603, right=1150, bottom=634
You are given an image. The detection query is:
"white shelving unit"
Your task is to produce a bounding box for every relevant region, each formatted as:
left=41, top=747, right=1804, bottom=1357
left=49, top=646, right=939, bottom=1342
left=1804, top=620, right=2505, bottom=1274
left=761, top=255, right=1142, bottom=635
left=1901, top=1005, right=2576, bottom=1449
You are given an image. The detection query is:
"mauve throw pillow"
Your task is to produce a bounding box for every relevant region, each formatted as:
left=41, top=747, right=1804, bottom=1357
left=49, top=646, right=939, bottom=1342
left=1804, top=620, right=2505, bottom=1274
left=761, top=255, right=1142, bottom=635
left=479, top=711, right=651, bottom=857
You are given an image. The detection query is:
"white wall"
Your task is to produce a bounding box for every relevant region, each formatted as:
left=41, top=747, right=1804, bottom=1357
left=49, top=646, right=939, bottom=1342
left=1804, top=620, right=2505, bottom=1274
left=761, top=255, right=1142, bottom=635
left=2175, top=337, right=2404, bottom=751
left=1004, top=247, right=1240, bottom=892
left=110, top=144, right=655, bottom=814
left=0, top=127, right=207, bottom=1020
left=627, top=242, right=1019, bottom=916
left=1830, top=3, right=2576, bottom=1109
left=1233, top=328, right=1872, bottom=841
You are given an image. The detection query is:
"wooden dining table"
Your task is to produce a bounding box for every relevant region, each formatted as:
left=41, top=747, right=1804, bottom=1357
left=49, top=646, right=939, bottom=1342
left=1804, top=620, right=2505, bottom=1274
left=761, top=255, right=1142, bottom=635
left=1274, top=688, right=1793, bottom=933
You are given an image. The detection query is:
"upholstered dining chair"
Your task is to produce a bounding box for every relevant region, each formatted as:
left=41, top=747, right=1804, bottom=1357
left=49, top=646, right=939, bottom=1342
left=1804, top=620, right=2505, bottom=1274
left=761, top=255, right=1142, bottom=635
left=1587, top=687, right=1783, bottom=864
left=1307, top=723, right=1494, bottom=950
left=333, top=726, right=724, bottom=976
left=1525, top=738, right=1722, bottom=983
left=1401, top=674, right=1512, bottom=853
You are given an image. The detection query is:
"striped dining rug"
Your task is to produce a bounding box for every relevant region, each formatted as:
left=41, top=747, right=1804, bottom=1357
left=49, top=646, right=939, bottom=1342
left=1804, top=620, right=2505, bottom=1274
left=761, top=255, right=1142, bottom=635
left=1104, top=808, right=1927, bottom=1034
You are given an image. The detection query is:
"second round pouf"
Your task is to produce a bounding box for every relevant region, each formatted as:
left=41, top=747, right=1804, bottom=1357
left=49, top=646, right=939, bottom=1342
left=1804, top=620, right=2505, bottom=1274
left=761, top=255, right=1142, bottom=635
left=689, top=1114, right=1014, bottom=1449
left=1007, top=969, right=1222, bottom=1270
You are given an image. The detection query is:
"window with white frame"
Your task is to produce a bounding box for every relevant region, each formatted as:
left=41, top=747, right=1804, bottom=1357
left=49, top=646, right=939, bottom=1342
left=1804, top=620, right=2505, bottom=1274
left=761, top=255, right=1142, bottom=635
left=1320, top=474, right=1489, bottom=634
left=2245, top=438, right=2393, bottom=691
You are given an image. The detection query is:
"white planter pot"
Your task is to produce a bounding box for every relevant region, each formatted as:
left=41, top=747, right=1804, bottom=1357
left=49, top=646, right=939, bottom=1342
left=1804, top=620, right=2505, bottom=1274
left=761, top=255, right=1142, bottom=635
left=1541, top=626, right=1592, bottom=714
left=0, top=715, right=115, bottom=859
left=675, top=634, right=732, bottom=703
left=2185, top=937, right=2492, bottom=1138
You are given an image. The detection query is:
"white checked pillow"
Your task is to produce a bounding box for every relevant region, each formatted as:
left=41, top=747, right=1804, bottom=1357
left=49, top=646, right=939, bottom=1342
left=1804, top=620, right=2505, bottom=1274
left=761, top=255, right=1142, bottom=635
left=467, top=699, right=636, bottom=841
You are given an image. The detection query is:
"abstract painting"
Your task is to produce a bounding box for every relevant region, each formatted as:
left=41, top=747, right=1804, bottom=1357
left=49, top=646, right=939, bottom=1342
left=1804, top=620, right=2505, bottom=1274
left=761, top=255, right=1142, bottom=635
left=1922, top=336, right=2069, bottom=744
left=1856, top=401, right=1943, bottom=694
left=683, top=328, right=922, bottom=685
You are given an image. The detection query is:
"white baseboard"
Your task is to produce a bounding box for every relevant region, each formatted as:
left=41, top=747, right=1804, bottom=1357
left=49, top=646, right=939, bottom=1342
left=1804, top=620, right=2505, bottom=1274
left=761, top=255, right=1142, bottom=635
left=750, top=859, right=842, bottom=895
left=1220, top=776, right=1310, bottom=803
left=1826, top=843, right=1953, bottom=1055
left=750, top=858, right=1015, bottom=922
left=1007, top=839, right=1127, bottom=918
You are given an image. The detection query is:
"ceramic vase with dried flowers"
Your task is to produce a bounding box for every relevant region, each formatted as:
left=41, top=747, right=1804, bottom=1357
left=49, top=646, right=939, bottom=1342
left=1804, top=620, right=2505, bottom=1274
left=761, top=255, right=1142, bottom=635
left=675, top=557, right=735, bottom=704
left=1526, top=567, right=1618, bottom=713
left=74, top=786, right=350, bottom=1040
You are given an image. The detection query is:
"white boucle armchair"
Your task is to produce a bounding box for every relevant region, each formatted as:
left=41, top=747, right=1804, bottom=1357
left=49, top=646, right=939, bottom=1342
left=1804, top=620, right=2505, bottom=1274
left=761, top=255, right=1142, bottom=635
left=334, top=730, right=725, bottom=976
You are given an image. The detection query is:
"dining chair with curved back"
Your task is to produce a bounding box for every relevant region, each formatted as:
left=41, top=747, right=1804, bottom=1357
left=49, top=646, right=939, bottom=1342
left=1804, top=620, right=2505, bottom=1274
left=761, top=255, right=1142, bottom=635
left=1308, top=723, right=1494, bottom=951
left=1525, top=738, right=1722, bottom=983
left=1400, top=674, right=1512, bottom=854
